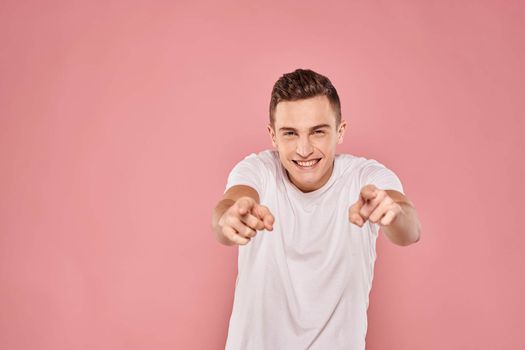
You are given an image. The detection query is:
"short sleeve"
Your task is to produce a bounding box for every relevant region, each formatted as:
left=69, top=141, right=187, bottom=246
left=359, top=159, right=404, bottom=194
left=224, top=153, right=267, bottom=196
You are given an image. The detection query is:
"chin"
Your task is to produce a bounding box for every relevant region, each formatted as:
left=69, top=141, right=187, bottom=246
left=289, top=169, right=322, bottom=185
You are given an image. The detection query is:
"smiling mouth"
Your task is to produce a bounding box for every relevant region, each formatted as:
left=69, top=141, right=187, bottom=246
left=292, top=158, right=321, bottom=168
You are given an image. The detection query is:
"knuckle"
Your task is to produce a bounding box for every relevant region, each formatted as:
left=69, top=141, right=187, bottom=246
left=246, top=228, right=256, bottom=237
left=250, top=217, right=259, bottom=228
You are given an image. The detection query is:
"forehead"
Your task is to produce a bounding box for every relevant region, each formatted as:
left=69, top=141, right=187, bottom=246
left=274, top=95, right=336, bottom=129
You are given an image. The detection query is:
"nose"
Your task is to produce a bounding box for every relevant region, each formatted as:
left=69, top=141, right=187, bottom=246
left=296, top=135, right=314, bottom=158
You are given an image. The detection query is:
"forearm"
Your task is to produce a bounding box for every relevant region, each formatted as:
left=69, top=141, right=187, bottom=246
left=211, top=199, right=236, bottom=245
left=380, top=202, right=421, bottom=246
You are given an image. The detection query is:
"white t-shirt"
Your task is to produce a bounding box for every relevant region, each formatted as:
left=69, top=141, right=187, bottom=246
left=223, top=149, right=404, bottom=350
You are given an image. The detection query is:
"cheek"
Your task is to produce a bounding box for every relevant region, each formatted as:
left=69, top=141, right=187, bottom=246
left=312, top=140, right=329, bottom=153
left=277, top=141, right=294, bottom=154
left=318, top=138, right=337, bottom=151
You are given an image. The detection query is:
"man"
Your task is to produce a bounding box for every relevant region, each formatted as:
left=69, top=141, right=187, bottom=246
left=211, top=68, right=421, bottom=349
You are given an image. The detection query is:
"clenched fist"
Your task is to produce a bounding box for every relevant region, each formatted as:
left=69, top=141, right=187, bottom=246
left=218, top=197, right=274, bottom=245
left=348, top=184, right=403, bottom=227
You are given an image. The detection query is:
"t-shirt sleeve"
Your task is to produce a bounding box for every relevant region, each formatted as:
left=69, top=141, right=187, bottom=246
left=359, top=159, right=404, bottom=194
left=224, top=153, right=267, bottom=196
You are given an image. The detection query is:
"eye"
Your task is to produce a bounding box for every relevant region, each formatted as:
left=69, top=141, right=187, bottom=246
left=314, top=130, right=325, bottom=135
left=283, top=131, right=296, bottom=136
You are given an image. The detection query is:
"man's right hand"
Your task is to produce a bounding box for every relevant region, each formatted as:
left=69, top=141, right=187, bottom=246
left=217, top=196, right=274, bottom=245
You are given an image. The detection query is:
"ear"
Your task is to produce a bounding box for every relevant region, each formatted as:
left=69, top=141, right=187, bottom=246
left=267, top=123, right=277, bottom=148
left=337, top=119, right=347, bottom=144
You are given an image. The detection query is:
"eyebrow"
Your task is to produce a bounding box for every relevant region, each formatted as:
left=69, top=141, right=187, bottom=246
left=278, top=124, right=331, bottom=132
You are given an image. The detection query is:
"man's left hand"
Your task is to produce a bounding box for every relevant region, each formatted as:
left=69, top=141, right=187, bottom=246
left=348, top=184, right=403, bottom=227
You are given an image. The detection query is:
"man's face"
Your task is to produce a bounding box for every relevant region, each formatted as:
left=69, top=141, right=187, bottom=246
left=267, top=95, right=347, bottom=193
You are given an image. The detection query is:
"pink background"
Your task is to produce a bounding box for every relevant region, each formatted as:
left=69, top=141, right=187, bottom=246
left=1, top=0, right=524, bottom=349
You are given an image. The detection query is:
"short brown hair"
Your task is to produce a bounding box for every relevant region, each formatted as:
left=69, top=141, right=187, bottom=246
left=269, top=68, right=341, bottom=126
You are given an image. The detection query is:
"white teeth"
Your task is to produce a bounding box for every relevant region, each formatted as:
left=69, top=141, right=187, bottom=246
left=295, top=159, right=319, bottom=167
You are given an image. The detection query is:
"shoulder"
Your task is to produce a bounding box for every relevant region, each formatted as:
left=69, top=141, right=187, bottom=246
left=335, top=152, right=373, bottom=175
left=257, top=149, right=280, bottom=169
left=346, top=154, right=404, bottom=193
left=225, top=149, right=279, bottom=198
left=336, top=152, right=390, bottom=172
left=234, top=149, right=278, bottom=170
